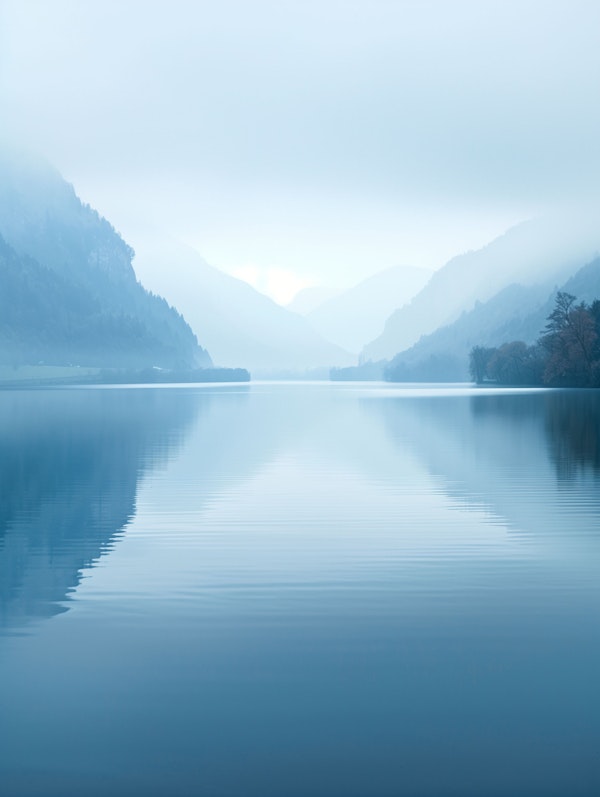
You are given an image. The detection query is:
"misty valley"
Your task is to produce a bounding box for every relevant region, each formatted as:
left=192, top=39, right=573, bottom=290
left=2, top=150, right=600, bottom=388
left=2, top=76, right=600, bottom=797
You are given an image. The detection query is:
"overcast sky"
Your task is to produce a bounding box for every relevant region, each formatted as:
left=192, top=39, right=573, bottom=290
left=1, top=0, right=600, bottom=302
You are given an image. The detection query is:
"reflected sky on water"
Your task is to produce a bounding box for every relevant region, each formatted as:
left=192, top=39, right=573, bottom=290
left=1, top=383, right=599, bottom=796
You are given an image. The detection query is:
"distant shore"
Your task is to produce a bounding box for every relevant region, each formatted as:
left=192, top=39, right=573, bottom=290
left=0, top=365, right=250, bottom=388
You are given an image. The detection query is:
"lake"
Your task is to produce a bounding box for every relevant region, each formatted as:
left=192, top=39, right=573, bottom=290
left=0, top=382, right=599, bottom=796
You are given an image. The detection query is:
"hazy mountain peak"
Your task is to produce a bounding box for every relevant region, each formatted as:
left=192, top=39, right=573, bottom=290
left=306, top=264, right=432, bottom=354
left=286, top=285, right=340, bottom=316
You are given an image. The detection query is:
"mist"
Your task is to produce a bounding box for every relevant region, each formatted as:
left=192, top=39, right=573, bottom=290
left=3, top=0, right=600, bottom=294
left=2, top=5, right=600, bottom=796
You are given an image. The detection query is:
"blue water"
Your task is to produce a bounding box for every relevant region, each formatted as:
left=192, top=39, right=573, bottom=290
left=0, top=382, right=599, bottom=796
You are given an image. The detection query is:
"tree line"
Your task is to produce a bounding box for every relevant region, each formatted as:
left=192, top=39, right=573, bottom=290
left=470, top=292, right=600, bottom=387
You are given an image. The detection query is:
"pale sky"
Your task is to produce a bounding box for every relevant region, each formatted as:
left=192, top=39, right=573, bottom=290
left=2, top=0, right=600, bottom=302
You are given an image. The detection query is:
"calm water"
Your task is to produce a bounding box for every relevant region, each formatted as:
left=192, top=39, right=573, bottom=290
left=0, top=382, right=599, bottom=796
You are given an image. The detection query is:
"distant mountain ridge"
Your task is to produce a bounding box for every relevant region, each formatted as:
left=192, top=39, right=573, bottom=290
left=305, top=265, right=432, bottom=354
left=362, top=215, right=600, bottom=363
left=287, top=286, right=340, bottom=316
left=0, top=149, right=210, bottom=369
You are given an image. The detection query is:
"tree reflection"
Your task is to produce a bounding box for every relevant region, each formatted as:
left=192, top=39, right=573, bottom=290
left=469, top=390, right=600, bottom=480
left=544, top=391, right=600, bottom=480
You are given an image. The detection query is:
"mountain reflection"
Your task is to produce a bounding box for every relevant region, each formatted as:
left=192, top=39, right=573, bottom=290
left=4, top=384, right=599, bottom=635
left=0, top=387, right=200, bottom=631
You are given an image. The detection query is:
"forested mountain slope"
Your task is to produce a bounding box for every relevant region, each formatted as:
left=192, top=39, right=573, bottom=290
left=386, top=257, right=600, bottom=381
left=0, top=150, right=210, bottom=369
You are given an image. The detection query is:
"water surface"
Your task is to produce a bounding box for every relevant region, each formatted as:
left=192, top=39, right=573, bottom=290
left=1, top=382, right=599, bottom=796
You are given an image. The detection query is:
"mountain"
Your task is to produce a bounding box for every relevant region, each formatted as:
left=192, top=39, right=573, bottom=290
left=362, top=215, right=600, bottom=363
left=560, top=255, right=600, bottom=302
left=287, top=286, right=340, bottom=315
left=0, top=149, right=210, bottom=369
left=385, top=256, right=600, bottom=381
left=304, top=265, right=432, bottom=354
left=131, top=235, right=354, bottom=374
